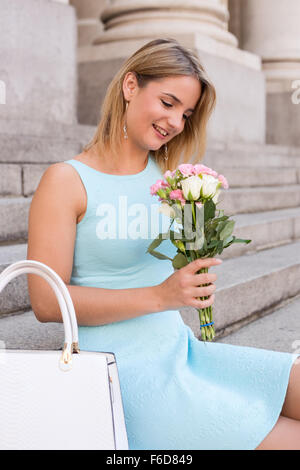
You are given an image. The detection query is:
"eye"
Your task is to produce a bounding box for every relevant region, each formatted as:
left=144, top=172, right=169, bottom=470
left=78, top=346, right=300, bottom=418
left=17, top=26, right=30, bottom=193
left=160, top=100, right=189, bottom=121
left=161, top=99, right=172, bottom=108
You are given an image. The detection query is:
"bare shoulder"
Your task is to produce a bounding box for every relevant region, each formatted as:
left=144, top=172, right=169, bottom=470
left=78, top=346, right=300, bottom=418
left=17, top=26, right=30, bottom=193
left=27, top=160, right=85, bottom=320
left=37, top=160, right=86, bottom=222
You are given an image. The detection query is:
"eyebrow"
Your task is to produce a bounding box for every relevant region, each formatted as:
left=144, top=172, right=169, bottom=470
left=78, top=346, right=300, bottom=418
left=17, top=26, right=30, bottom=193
left=162, top=92, right=195, bottom=113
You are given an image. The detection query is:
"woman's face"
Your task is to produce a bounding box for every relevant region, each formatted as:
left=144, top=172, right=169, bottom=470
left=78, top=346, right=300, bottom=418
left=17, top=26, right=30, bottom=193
left=123, top=73, right=202, bottom=152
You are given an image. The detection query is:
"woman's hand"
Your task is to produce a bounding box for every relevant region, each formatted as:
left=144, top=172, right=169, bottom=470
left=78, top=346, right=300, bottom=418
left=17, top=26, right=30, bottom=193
left=158, top=258, right=222, bottom=310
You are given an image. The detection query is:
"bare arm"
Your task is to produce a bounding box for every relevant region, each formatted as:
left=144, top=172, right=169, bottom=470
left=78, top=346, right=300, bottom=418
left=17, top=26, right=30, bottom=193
left=61, top=255, right=220, bottom=326
left=27, top=163, right=218, bottom=326
left=26, top=163, right=167, bottom=326
left=41, top=283, right=165, bottom=325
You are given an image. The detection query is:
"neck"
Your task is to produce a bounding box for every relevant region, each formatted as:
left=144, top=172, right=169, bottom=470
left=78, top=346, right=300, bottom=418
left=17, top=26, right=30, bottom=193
left=95, top=139, right=150, bottom=173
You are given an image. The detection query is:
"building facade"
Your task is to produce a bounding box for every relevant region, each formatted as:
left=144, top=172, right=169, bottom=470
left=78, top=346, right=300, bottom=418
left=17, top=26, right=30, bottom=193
left=71, top=0, right=300, bottom=146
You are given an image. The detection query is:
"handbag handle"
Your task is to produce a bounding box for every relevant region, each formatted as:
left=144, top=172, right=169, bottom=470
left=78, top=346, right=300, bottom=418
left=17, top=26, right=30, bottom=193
left=0, top=260, right=80, bottom=370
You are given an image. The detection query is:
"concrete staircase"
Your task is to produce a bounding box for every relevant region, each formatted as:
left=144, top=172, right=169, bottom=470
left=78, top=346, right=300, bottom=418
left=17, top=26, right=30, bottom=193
left=181, top=141, right=300, bottom=352
left=0, top=121, right=96, bottom=243
left=0, top=121, right=95, bottom=321
left=1, top=140, right=300, bottom=353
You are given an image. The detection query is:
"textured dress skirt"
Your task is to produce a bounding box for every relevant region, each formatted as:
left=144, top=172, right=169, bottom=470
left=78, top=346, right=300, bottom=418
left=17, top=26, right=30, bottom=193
left=64, top=154, right=299, bottom=450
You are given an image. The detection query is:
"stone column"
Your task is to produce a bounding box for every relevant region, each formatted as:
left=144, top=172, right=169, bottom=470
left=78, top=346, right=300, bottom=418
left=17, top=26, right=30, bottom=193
left=0, top=0, right=77, bottom=127
left=77, top=0, right=265, bottom=146
left=228, top=0, right=242, bottom=47
left=70, top=0, right=106, bottom=47
left=241, top=0, right=300, bottom=91
left=95, top=0, right=238, bottom=48
left=0, top=0, right=81, bottom=247
left=240, top=0, right=300, bottom=146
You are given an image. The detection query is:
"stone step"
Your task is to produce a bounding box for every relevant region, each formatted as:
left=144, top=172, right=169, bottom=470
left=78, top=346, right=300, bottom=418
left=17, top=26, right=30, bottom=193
left=0, top=136, right=81, bottom=165
left=220, top=184, right=300, bottom=215
left=0, top=123, right=299, bottom=167
left=217, top=293, right=300, bottom=356
left=2, top=292, right=300, bottom=353
left=0, top=202, right=298, bottom=271
left=203, top=143, right=300, bottom=169
left=1, top=163, right=65, bottom=197
left=220, top=167, right=299, bottom=188
left=0, top=310, right=64, bottom=351
left=225, top=206, right=300, bottom=258
left=0, top=120, right=96, bottom=155
left=181, top=239, right=300, bottom=336
left=1, top=239, right=300, bottom=343
left=2, top=160, right=299, bottom=197
left=2, top=179, right=300, bottom=241
left=0, top=122, right=96, bottom=197
left=0, top=244, right=29, bottom=316
left=0, top=197, right=32, bottom=242
left=0, top=121, right=96, bottom=196
left=1, top=128, right=300, bottom=197
left=1, top=293, right=300, bottom=353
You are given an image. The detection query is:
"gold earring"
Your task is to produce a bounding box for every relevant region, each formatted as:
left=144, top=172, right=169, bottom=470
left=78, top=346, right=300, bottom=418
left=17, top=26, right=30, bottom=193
left=164, top=144, right=168, bottom=161
left=123, top=101, right=128, bottom=139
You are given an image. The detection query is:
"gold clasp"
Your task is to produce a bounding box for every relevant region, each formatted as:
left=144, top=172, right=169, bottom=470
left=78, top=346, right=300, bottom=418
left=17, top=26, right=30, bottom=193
left=59, top=343, right=73, bottom=371
left=72, top=342, right=80, bottom=354
left=59, top=341, right=80, bottom=371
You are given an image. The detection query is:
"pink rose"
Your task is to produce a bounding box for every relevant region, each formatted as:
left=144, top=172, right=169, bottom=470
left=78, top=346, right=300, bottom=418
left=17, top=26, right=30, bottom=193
left=194, top=164, right=218, bottom=178
left=218, top=174, right=229, bottom=189
left=150, top=182, right=160, bottom=196
left=163, top=170, right=173, bottom=179
left=150, top=179, right=169, bottom=196
left=178, top=164, right=195, bottom=177
left=169, top=189, right=186, bottom=205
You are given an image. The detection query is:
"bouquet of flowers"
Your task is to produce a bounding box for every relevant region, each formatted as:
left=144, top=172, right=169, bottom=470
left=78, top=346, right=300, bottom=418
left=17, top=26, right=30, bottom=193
left=147, top=163, right=251, bottom=341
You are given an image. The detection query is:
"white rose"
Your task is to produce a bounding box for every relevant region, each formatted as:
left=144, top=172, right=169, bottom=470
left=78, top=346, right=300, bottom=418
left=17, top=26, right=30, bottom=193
left=212, top=188, right=221, bottom=204
left=181, top=176, right=202, bottom=201
left=201, top=174, right=219, bottom=199
left=158, top=203, right=176, bottom=218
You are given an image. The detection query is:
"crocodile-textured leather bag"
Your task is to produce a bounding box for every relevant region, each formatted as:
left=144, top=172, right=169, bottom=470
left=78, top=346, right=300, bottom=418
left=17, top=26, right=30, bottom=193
left=0, top=260, right=128, bottom=450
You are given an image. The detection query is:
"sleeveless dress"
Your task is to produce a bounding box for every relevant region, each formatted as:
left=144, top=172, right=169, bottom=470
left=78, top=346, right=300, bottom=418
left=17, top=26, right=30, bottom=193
left=64, top=154, right=299, bottom=450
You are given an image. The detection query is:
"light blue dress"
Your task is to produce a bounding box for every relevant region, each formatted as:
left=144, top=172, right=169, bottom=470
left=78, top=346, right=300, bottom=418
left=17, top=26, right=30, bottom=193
left=64, top=154, right=298, bottom=450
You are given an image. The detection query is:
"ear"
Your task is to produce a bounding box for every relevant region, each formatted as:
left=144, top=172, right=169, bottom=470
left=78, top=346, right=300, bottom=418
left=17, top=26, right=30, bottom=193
left=122, top=72, right=139, bottom=102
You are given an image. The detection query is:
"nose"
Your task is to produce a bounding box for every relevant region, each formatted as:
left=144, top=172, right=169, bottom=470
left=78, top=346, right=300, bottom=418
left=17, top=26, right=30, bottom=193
left=167, top=113, right=184, bottom=134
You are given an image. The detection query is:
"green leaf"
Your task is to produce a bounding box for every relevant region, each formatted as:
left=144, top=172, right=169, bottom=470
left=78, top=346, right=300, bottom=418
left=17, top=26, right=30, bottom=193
left=146, top=232, right=169, bottom=253
left=172, top=253, right=189, bottom=269
left=204, top=199, right=216, bottom=222
left=223, top=235, right=234, bottom=245
left=206, top=239, right=219, bottom=248
left=149, top=250, right=173, bottom=261
left=216, top=240, right=224, bottom=254
left=232, top=238, right=252, bottom=245
left=216, top=215, right=230, bottom=222
left=219, top=220, right=235, bottom=241
left=216, top=220, right=228, bottom=236
left=169, top=229, right=183, bottom=241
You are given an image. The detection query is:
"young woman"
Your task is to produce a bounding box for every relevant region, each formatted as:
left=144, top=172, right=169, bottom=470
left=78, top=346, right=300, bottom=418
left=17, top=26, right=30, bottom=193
left=27, top=38, right=300, bottom=450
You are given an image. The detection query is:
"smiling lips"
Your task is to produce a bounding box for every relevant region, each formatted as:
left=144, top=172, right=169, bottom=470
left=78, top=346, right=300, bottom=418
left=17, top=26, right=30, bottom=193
left=153, top=123, right=168, bottom=138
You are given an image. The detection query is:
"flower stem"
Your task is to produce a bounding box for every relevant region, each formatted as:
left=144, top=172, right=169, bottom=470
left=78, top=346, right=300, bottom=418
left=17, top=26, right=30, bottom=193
left=191, top=201, right=196, bottom=227
left=196, top=265, right=216, bottom=341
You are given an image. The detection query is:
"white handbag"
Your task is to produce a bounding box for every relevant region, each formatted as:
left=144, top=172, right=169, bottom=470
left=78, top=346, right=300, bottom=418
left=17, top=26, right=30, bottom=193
left=0, top=260, right=129, bottom=450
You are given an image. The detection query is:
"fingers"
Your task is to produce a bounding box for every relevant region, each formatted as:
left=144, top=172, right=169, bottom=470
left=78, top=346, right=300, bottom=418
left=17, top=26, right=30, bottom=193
left=199, top=294, right=215, bottom=309
left=193, top=272, right=217, bottom=285
left=190, top=294, right=215, bottom=309
left=187, top=257, right=222, bottom=273
left=191, top=283, right=216, bottom=297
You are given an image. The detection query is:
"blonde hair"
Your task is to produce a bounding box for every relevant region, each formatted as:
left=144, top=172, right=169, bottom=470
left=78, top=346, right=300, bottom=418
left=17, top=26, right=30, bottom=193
left=83, top=38, right=217, bottom=174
